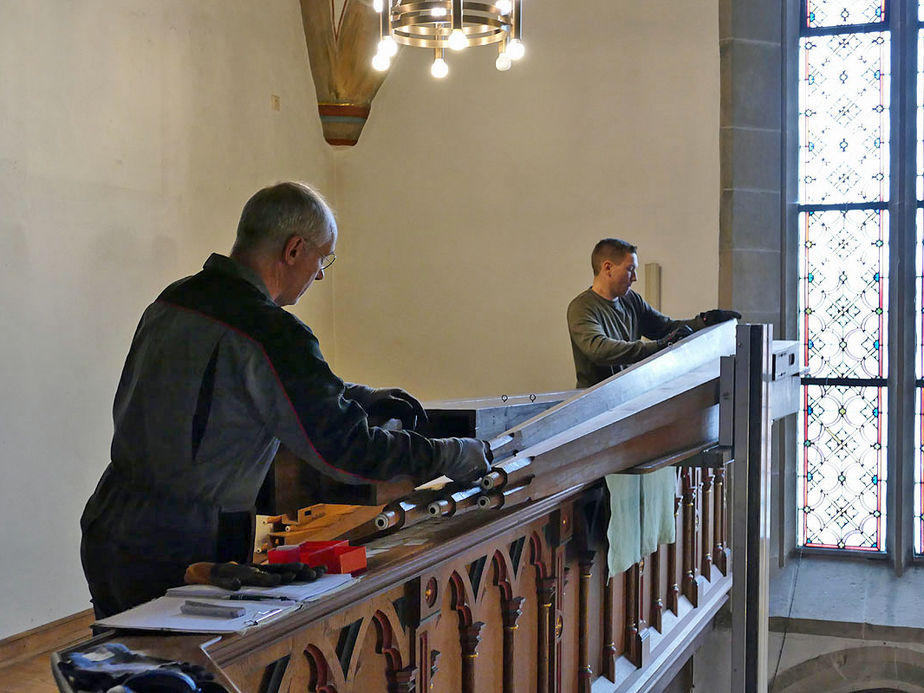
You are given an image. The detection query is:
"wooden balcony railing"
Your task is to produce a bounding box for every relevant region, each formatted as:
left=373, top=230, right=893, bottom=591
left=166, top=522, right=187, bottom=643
left=54, top=323, right=796, bottom=693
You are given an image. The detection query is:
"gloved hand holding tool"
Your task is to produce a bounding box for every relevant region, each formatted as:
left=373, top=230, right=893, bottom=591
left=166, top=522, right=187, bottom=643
left=367, top=387, right=427, bottom=429
left=347, top=385, right=429, bottom=430
left=657, top=324, right=694, bottom=349
left=439, top=438, right=493, bottom=484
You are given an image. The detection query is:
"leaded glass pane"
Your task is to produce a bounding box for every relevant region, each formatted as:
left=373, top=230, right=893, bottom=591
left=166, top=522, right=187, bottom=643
left=799, top=209, right=888, bottom=379
left=917, top=210, right=924, bottom=554
left=799, top=32, right=890, bottom=204
left=918, top=208, right=924, bottom=380
left=916, top=386, right=923, bottom=553
left=798, top=384, right=886, bottom=550
left=805, top=0, right=885, bottom=28
left=918, top=30, right=923, bottom=200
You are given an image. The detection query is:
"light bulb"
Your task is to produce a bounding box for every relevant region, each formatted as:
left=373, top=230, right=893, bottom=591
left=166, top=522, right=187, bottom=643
left=431, top=58, right=449, bottom=78
left=431, top=6, right=448, bottom=17
left=372, top=53, right=390, bottom=71
left=506, top=38, right=525, bottom=60
left=496, top=0, right=512, bottom=14
left=448, top=28, right=467, bottom=51
left=373, top=0, right=383, bottom=11
left=495, top=52, right=511, bottom=71
left=378, top=36, right=398, bottom=58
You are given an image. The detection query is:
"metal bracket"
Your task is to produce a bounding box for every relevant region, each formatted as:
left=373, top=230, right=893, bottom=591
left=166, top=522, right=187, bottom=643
left=719, top=356, right=736, bottom=448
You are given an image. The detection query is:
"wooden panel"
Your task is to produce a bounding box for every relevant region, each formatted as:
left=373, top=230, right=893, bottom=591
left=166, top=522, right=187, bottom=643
left=55, top=476, right=732, bottom=693
left=513, top=556, right=539, bottom=693
left=0, top=609, right=92, bottom=670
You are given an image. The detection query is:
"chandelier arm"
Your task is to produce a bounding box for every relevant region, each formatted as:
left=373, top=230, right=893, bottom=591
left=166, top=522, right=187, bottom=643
left=513, top=0, right=522, bottom=40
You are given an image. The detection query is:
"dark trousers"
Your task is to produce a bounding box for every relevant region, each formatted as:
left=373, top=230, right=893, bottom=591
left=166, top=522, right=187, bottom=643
left=81, top=510, right=255, bottom=619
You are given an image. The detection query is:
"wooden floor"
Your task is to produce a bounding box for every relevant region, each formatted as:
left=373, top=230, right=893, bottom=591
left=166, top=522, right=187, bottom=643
left=0, top=649, right=62, bottom=693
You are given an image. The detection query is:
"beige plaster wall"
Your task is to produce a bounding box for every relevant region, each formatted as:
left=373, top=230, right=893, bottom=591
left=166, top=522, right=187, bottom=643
left=0, top=1, right=333, bottom=639
left=0, top=0, right=720, bottom=641
left=330, top=0, right=721, bottom=400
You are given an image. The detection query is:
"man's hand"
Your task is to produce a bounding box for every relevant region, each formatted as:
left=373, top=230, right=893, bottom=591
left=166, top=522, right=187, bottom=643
left=440, top=438, right=493, bottom=484
left=362, top=387, right=428, bottom=430
left=700, top=309, right=742, bottom=326
left=657, top=324, right=694, bottom=349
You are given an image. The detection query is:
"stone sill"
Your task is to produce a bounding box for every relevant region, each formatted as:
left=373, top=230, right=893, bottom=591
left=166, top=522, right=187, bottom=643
left=769, top=553, right=924, bottom=640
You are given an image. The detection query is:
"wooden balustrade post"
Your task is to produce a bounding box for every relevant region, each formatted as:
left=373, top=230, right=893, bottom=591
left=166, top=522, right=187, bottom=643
left=502, top=596, right=524, bottom=693
left=713, top=466, right=729, bottom=575
left=625, top=563, right=639, bottom=667
left=681, top=470, right=700, bottom=607
left=389, top=665, right=417, bottom=693
left=667, top=495, right=682, bottom=615
left=701, top=470, right=714, bottom=583
left=649, top=547, right=664, bottom=633
left=602, top=576, right=618, bottom=680
left=460, top=621, right=485, bottom=693
left=623, top=563, right=651, bottom=669
left=537, top=577, right=557, bottom=693
left=577, top=551, right=595, bottom=692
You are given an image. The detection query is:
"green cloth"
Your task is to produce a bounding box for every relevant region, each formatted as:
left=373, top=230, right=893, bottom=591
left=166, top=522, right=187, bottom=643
left=606, top=468, right=677, bottom=577
left=605, top=474, right=641, bottom=576
left=640, top=467, right=677, bottom=556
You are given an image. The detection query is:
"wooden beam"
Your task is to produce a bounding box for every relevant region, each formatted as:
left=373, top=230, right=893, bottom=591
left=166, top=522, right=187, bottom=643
left=299, top=0, right=390, bottom=146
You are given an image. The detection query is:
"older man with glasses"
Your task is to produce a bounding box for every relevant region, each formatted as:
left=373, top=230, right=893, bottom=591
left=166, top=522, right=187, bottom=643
left=80, top=181, right=492, bottom=618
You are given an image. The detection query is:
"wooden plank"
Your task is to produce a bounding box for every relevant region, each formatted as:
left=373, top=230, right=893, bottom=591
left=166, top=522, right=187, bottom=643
left=0, top=610, right=93, bottom=671
left=490, top=322, right=736, bottom=460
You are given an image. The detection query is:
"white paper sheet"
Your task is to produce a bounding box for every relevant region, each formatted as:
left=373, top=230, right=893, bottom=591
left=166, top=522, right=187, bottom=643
left=165, top=573, right=356, bottom=602
left=95, top=596, right=299, bottom=634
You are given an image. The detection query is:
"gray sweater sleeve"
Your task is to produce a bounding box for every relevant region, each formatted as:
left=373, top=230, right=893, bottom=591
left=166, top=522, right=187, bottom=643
left=567, top=296, right=661, bottom=367
left=635, top=295, right=706, bottom=341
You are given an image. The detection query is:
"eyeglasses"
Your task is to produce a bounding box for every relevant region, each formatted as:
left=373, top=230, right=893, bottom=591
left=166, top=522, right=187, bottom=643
left=301, top=236, right=337, bottom=271
left=319, top=251, right=337, bottom=270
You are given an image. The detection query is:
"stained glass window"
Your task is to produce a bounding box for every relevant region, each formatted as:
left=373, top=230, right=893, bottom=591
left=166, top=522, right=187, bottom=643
left=799, top=32, right=890, bottom=205
left=799, top=384, right=886, bottom=549
left=805, top=0, right=886, bottom=29
left=797, top=2, right=891, bottom=553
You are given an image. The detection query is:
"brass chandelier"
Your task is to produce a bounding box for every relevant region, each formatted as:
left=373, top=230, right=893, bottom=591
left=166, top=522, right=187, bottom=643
left=371, top=0, right=525, bottom=78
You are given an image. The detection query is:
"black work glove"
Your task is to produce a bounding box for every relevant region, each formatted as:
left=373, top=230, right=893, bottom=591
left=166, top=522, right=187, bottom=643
left=352, top=386, right=428, bottom=430
left=439, top=437, right=493, bottom=484
left=246, top=562, right=324, bottom=582
left=656, top=324, right=694, bottom=349
left=185, top=561, right=323, bottom=590
left=699, top=309, right=742, bottom=326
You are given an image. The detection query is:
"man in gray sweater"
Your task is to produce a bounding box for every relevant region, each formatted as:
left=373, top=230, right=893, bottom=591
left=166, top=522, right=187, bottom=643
left=567, top=238, right=740, bottom=388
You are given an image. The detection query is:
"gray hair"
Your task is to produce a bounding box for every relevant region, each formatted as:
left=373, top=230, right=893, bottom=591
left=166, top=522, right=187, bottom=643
left=232, top=182, right=336, bottom=255
left=591, top=238, right=637, bottom=275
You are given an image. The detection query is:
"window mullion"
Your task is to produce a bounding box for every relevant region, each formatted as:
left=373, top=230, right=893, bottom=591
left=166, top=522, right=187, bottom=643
left=887, top=0, right=918, bottom=573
